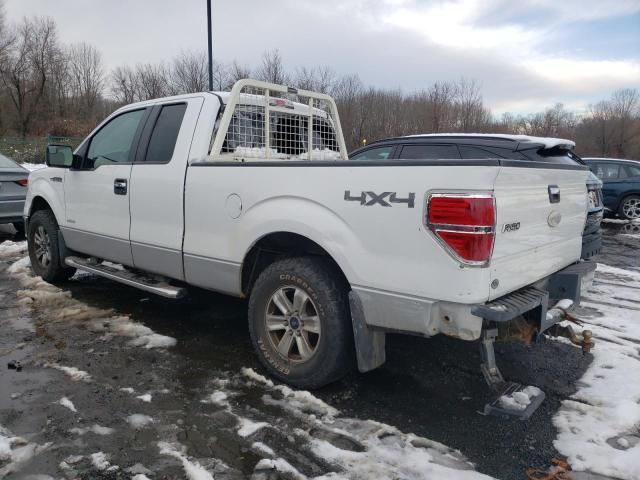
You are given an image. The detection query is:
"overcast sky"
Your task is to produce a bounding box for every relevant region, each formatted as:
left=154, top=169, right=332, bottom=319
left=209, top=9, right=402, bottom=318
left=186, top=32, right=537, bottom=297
left=4, top=0, right=640, bottom=114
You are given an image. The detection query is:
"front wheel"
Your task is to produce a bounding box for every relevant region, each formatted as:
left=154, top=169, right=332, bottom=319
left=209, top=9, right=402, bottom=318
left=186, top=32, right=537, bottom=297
left=619, top=195, right=640, bottom=220
left=248, top=257, right=355, bottom=389
left=27, top=210, right=76, bottom=282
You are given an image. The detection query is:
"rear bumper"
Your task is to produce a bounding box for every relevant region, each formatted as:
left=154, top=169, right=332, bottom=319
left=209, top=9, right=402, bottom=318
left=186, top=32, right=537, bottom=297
left=472, top=260, right=596, bottom=332
left=0, top=199, right=25, bottom=223
left=353, top=261, right=596, bottom=341
left=581, top=231, right=602, bottom=259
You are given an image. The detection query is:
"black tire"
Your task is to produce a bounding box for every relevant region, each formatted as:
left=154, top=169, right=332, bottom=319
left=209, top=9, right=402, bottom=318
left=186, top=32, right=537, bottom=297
left=248, top=256, right=355, bottom=389
left=12, top=222, right=25, bottom=236
left=27, top=209, right=76, bottom=283
left=618, top=195, right=640, bottom=220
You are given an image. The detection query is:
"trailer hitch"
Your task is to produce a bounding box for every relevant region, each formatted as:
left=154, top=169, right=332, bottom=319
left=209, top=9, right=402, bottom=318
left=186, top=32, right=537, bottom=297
left=544, top=301, right=595, bottom=354
left=547, top=324, right=594, bottom=354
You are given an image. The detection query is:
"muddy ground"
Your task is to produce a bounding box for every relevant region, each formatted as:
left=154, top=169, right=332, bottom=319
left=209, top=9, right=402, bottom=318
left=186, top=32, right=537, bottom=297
left=1, top=221, right=638, bottom=480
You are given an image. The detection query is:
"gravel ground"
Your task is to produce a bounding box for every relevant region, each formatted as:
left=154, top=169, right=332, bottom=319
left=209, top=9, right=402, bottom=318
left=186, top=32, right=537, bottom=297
left=0, top=221, right=638, bottom=480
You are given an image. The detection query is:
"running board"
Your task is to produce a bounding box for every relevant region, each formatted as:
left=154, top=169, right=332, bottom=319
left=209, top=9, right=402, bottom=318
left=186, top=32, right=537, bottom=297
left=64, top=256, right=186, bottom=299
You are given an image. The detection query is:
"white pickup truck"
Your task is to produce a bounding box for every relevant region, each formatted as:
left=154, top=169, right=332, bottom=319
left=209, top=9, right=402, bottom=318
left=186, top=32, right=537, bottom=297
left=25, top=80, right=594, bottom=406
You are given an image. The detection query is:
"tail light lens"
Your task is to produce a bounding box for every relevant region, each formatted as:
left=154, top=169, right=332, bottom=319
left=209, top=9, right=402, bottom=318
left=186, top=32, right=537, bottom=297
left=427, top=194, right=495, bottom=266
left=15, top=179, right=28, bottom=187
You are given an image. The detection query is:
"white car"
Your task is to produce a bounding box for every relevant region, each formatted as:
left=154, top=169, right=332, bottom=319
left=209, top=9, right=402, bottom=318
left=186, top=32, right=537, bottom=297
left=24, top=80, right=593, bottom=412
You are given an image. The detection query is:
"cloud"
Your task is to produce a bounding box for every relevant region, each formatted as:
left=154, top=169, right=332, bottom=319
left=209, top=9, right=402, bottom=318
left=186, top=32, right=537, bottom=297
left=3, top=0, right=639, bottom=114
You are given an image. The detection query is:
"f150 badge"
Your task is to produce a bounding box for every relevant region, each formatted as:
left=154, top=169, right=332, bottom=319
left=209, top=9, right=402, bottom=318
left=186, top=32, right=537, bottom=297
left=502, top=222, right=520, bottom=232
left=344, top=190, right=415, bottom=208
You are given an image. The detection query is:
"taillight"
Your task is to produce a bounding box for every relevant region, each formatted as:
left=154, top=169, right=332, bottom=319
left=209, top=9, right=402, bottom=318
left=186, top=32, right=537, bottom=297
left=426, top=193, right=495, bottom=266
left=15, top=179, right=28, bottom=187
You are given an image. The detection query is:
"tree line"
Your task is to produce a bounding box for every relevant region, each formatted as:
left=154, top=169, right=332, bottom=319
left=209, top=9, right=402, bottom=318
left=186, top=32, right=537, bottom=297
left=1, top=9, right=639, bottom=157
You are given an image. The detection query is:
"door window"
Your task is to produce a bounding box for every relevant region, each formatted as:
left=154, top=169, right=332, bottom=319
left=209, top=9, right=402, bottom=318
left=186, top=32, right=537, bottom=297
left=398, top=144, right=460, bottom=159
left=145, top=104, right=187, bottom=163
left=350, top=146, right=393, bottom=161
left=459, top=145, right=501, bottom=159
left=622, top=164, right=640, bottom=178
left=594, top=163, right=621, bottom=180
left=86, top=109, right=146, bottom=168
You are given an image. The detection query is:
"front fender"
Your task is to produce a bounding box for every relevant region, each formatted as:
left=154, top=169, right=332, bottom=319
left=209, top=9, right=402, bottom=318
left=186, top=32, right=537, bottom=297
left=25, top=168, right=65, bottom=222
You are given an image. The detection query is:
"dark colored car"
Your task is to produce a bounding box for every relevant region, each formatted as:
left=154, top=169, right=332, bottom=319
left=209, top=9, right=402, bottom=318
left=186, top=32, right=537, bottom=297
left=0, top=153, right=29, bottom=234
left=582, top=158, right=640, bottom=221
left=349, top=134, right=604, bottom=259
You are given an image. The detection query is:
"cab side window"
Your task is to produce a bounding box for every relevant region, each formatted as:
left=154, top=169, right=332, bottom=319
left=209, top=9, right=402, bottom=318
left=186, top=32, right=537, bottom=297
left=145, top=103, right=187, bottom=163
left=86, top=109, right=146, bottom=168
left=350, top=146, right=393, bottom=161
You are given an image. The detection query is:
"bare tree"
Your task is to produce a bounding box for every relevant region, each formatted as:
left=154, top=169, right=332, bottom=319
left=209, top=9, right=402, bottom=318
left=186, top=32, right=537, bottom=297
left=294, top=66, right=335, bottom=93
left=226, top=60, right=251, bottom=89
left=256, top=49, right=288, bottom=85
left=0, top=16, right=59, bottom=137
left=110, top=65, right=139, bottom=104
left=68, top=42, right=104, bottom=115
left=171, top=50, right=208, bottom=94
left=135, top=63, right=169, bottom=100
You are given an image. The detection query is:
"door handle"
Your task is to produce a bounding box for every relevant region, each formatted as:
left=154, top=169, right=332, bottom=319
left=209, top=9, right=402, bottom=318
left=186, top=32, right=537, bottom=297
left=114, top=178, right=128, bottom=195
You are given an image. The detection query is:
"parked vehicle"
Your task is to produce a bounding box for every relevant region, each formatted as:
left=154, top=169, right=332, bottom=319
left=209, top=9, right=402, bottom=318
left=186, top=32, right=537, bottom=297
left=350, top=134, right=604, bottom=258
left=24, top=80, right=594, bottom=414
left=582, top=157, right=640, bottom=220
left=0, top=153, right=29, bottom=234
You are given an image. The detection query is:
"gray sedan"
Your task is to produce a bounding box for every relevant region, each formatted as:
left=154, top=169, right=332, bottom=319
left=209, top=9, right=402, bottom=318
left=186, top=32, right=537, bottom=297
left=0, top=153, right=29, bottom=234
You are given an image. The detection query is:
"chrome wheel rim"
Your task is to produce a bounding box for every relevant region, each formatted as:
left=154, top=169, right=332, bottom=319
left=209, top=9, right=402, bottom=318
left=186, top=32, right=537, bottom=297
left=622, top=198, right=640, bottom=219
left=33, top=226, right=51, bottom=268
left=265, top=286, right=321, bottom=363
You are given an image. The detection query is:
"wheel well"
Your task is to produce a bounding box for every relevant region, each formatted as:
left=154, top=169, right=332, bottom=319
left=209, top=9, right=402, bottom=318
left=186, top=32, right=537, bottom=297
left=241, top=232, right=349, bottom=296
left=29, top=196, right=53, bottom=217
left=618, top=192, right=640, bottom=210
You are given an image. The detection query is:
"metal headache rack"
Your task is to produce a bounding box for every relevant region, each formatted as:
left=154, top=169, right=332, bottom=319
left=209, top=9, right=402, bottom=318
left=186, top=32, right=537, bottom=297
left=210, top=79, right=348, bottom=162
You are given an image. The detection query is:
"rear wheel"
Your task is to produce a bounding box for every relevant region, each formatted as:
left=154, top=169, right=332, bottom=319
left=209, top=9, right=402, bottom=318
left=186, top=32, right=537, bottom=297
left=248, top=257, right=354, bottom=389
left=619, top=195, right=640, bottom=220
left=27, top=210, right=76, bottom=282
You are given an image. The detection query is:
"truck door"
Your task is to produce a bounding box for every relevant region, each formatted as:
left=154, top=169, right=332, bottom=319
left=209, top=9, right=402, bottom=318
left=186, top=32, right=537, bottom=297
left=63, top=108, right=150, bottom=265
left=129, top=97, right=204, bottom=279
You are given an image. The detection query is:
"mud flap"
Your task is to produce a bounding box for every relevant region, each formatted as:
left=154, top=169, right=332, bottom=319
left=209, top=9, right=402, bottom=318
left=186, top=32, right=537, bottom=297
left=348, top=291, right=386, bottom=373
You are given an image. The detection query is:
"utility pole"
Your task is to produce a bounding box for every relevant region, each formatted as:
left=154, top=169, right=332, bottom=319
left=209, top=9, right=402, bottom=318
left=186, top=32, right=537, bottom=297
left=206, top=0, right=213, bottom=91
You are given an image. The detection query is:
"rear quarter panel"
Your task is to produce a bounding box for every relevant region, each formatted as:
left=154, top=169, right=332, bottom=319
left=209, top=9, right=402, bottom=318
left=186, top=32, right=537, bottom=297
left=183, top=164, right=499, bottom=303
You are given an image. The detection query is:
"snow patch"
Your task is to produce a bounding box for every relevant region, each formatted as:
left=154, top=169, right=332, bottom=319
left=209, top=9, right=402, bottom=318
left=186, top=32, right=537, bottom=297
left=45, top=363, right=92, bottom=382
left=90, top=451, right=118, bottom=471
left=7, top=255, right=177, bottom=350
left=69, top=424, right=114, bottom=436
left=203, top=391, right=229, bottom=407
left=237, top=417, right=269, bottom=437
left=498, top=386, right=541, bottom=412
left=57, top=397, right=77, bottom=413
left=158, top=441, right=214, bottom=480
left=0, top=424, right=51, bottom=477
left=0, top=240, right=27, bottom=258
left=136, top=393, right=152, bottom=403
left=552, top=263, right=640, bottom=479
left=120, top=387, right=135, bottom=394
left=127, top=414, right=154, bottom=429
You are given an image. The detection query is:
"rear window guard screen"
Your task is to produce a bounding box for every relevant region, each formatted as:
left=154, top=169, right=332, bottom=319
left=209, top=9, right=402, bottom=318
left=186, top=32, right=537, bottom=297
left=211, top=80, right=346, bottom=161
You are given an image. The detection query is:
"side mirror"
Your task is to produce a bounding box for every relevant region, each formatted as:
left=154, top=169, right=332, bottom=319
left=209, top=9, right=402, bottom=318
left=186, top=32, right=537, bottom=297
left=46, top=144, right=73, bottom=168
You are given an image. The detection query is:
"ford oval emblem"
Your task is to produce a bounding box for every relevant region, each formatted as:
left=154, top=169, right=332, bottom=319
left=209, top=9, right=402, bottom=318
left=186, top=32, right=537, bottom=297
left=548, top=210, right=562, bottom=227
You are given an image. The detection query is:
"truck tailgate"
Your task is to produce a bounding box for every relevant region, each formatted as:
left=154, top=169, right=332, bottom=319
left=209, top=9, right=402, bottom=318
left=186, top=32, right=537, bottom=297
left=489, top=165, right=588, bottom=300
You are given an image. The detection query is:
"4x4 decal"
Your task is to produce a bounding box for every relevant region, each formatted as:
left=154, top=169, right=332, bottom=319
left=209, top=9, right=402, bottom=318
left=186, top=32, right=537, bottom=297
left=344, top=191, right=415, bottom=208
